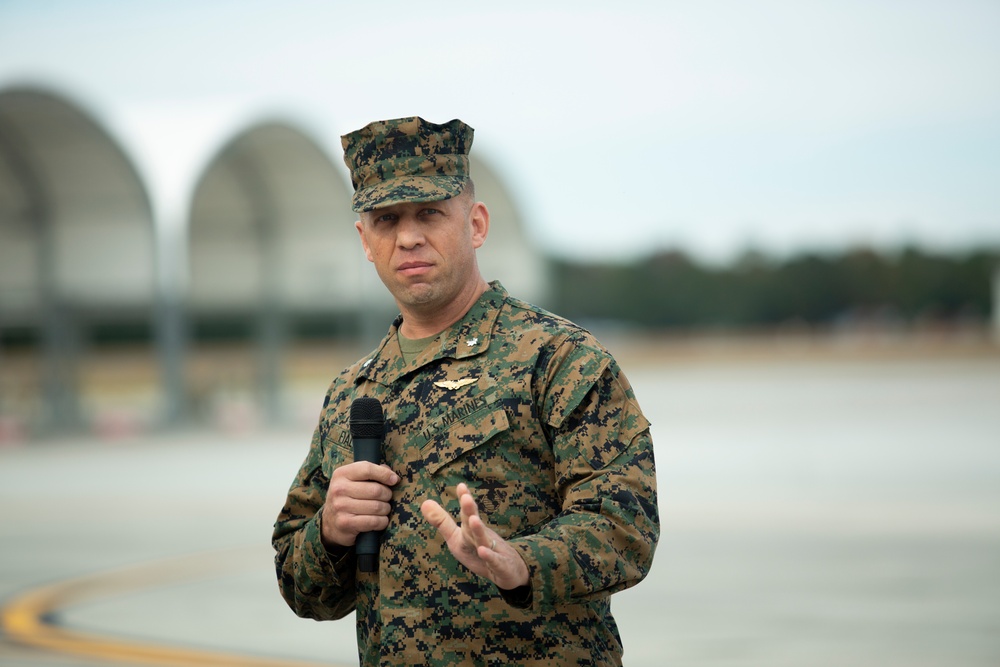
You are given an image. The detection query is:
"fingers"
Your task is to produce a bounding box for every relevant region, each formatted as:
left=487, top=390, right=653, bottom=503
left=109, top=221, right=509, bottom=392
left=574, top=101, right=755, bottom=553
left=457, top=482, right=478, bottom=522
left=332, top=496, right=392, bottom=518
left=330, top=462, right=397, bottom=501
left=339, top=461, right=399, bottom=486
left=432, top=484, right=495, bottom=555
left=457, top=483, right=492, bottom=551
left=322, top=462, right=399, bottom=548
left=422, top=486, right=488, bottom=555
left=322, top=501, right=390, bottom=548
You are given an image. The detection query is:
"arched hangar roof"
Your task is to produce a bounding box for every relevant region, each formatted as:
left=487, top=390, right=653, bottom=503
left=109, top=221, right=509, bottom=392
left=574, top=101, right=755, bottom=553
left=0, top=86, right=155, bottom=325
left=187, top=124, right=549, bottom=317
left=187, top=120, right=359, bottom=315
left=0, top=82, right=549, bottom=327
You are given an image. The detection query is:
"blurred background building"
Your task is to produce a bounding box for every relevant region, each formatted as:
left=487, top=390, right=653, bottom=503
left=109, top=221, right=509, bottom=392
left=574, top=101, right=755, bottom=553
left=2, top=74, right=999, bottom=439
left=2, top=2, right=998, bottom=440
left=0, top=84, right=549, bottom=436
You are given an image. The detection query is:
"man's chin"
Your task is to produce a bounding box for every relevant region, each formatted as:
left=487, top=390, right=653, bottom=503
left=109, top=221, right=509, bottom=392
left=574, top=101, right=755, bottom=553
left=396, top=283, right=438, bottom=307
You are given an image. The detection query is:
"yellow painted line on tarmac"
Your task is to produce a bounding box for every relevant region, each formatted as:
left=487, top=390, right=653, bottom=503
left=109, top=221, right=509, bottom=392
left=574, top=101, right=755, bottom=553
left=1, top=549, right=347, bottom=667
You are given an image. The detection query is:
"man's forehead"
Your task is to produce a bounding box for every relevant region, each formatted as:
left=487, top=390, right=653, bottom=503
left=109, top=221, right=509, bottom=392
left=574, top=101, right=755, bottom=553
left=363, top=197, right=456, bottom=216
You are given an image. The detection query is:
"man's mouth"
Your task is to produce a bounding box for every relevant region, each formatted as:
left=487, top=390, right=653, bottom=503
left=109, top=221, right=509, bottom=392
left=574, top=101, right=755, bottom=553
left=397, top=261, right=432, bottom=277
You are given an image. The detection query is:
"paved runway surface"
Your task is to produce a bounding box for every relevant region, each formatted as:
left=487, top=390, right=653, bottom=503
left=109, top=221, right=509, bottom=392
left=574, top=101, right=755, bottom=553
left=2, top=349, right=999, bottom=666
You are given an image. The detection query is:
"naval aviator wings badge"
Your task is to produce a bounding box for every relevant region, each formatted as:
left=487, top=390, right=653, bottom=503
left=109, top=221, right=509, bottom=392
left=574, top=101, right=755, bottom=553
left=434, top=377, right=477, bottom=390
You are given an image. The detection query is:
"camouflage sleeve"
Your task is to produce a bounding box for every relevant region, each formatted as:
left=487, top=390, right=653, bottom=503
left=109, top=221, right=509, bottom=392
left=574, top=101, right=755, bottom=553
left=272, top=418, right=358, bottom=621
left=507, top=346, right=659, bottom=611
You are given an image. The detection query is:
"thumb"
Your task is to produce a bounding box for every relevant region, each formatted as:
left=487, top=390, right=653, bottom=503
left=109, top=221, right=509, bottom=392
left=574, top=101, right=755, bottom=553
left=420, top=499, right=458, bottom=541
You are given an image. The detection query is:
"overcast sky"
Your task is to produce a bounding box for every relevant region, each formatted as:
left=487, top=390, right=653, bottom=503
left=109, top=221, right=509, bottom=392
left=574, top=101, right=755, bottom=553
left=1, top=0, right=998, bottom=262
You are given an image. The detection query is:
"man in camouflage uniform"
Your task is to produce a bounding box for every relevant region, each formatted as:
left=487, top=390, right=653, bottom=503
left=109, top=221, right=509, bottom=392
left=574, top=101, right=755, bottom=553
left=272, top=117, right=659, bottom=666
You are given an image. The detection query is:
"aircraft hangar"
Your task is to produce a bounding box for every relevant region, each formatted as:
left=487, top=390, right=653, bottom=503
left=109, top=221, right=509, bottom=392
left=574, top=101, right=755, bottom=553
left=0, top=84, right=550, bottom=434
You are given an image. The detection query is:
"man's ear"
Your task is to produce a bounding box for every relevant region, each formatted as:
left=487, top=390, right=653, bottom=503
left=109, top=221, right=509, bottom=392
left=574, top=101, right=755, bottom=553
left=470, top=202, right=490, bottom=249
left=355, top=220, right=374, bottom=262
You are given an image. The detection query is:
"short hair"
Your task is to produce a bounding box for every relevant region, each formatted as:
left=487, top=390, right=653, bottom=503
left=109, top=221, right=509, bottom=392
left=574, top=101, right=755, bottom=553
left=461, top=178, right=476, bottom=201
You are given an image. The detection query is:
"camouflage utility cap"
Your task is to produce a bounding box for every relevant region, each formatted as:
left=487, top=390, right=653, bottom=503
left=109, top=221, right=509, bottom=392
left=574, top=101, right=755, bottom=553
left=341, top=116, right=474, bottom=213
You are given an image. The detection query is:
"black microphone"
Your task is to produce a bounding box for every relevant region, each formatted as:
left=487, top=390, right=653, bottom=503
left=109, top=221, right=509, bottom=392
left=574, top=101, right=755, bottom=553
left=349, top=396, right=385, bottom=573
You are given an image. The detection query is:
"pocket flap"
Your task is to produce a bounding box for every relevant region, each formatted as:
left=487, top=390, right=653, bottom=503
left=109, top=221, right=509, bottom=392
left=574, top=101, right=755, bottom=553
left=423, top=405, right=510, bottom=476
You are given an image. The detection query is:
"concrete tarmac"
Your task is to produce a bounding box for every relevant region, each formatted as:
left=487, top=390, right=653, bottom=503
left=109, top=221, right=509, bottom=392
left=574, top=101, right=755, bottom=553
left=2, top=347, right=999, bottom=666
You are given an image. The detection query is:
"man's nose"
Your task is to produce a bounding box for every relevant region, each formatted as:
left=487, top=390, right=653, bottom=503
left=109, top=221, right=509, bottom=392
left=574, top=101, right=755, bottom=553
left=396, top=216, right=425, bottom=248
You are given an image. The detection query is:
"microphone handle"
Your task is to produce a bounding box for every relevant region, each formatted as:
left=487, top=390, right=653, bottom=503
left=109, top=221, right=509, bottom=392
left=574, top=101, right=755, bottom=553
left=353, top=435, right=382, bottom=572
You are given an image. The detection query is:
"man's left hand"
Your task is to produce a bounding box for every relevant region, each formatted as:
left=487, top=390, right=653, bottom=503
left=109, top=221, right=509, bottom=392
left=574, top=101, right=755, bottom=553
left=420, top=483, right=530, bottom=592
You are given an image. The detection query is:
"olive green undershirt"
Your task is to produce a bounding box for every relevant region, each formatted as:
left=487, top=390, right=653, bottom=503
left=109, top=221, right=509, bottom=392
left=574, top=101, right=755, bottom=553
left=397, top=331, right=439, bottom=365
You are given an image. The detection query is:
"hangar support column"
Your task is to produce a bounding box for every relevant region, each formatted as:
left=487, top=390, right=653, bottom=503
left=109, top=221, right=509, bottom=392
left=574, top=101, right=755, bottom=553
left=0, top=87, right=158, bottom=434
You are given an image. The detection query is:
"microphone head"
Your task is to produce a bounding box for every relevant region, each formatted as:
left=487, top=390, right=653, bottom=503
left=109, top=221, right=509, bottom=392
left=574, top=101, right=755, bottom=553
left=350, top=397, right=385, bottom=439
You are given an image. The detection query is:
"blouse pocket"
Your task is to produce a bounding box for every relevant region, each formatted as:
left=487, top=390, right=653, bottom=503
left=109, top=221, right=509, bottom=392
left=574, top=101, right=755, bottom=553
left=421, top=403, right=556, bottom=536
left=422, top=403, right=510, bottom=476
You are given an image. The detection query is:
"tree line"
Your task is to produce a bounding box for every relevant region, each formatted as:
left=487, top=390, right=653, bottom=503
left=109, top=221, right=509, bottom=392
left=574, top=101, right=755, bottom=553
left=549, top=247, right=1000, bottom=331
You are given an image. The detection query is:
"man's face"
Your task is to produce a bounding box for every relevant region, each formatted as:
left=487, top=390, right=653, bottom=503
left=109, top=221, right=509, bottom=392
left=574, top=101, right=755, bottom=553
left=355, top=194, right=489, bottom=316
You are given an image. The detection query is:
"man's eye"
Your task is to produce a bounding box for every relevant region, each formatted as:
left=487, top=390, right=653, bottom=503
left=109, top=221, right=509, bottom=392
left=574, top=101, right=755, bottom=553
left=421, top=208, right=440, bottom=216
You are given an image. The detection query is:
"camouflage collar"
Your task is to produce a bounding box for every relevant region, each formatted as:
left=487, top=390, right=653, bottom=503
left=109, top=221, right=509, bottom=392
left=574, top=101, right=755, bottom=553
left=356, top=281, right=508, bottom=386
